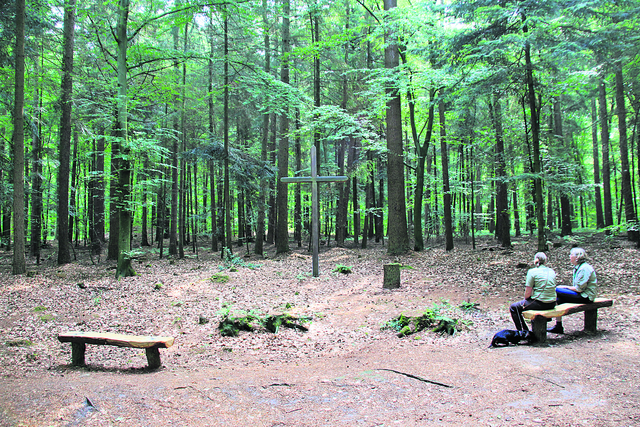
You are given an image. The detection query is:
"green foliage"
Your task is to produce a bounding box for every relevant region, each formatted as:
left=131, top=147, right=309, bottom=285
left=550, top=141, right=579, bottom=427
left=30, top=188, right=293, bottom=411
left=458, top=301, right=480, bottom=311
left=32, top=306, right=47, bottom=313
left=210, top=273, right=230, bottom=283
left=219, top=248, right=261, bottom=271
left=6, top=339, right=33, bottom=347
left=332, top=264, right=352, bottom=274
left=264, top=314, right=310, bottom=334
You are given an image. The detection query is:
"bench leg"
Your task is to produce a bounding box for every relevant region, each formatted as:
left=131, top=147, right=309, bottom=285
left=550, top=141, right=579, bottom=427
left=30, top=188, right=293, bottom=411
left=584, top=309, right=598, bottom=333
left=71, top=342, right=86, bottom=366
left=146, top=347, right=162, bottom=369
left=531, top=317, right=547, bottom=343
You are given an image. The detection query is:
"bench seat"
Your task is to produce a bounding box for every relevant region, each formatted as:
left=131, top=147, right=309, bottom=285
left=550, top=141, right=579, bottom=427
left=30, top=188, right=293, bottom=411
left=58, top=331, right=174, bottom=369
left=523, top=298, right=613, bottom=343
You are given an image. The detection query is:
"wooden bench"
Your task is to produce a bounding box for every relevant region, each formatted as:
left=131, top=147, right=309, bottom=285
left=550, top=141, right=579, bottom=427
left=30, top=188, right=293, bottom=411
left=58, top=331, right=174, bottom=369
left=523, top=298, right=613, bottom=343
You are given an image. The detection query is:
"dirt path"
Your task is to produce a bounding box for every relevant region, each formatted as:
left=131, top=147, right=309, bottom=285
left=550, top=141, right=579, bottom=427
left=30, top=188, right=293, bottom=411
left=1, top=236, right=639, bottom=426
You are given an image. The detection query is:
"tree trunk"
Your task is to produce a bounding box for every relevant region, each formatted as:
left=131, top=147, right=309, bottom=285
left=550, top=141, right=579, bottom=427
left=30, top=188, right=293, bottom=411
left=384, top=0, right=409, bottom=255
left=275, top=0, right=291, bottom=254
left=115, top=0, right=135, bottom=278
left=553, top=98, right=572, bottom=237
left=523, top=15, right=546, bottom=252
left=30, top=52, right=43, bottom=262
left=11, top=0, right=26, bottom=274
left=439, top=96, right=454, bottom=251
left=591, top=98, right=604, bottom=229
left=255, top=0, right=270, bottom=255
left=69, top=130, right=79, bottom=247
left=223, top=11, right=232, bottom=252
left=413, top=89, right=435, bottom=251
left=490, top=93, right=510, bottom=247
left=57, top=0, right=76, bottom=265
left=294, top=109, right=302, bottom=247
left=615, top=62, right=637, bottom=239
left=599, top=79, right=613, bottom=227
left=208, top=13, right=218, bottom=253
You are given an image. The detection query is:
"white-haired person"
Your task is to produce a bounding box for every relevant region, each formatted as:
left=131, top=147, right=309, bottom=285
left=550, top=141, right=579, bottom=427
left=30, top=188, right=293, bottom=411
left=547, top=247, right=598, bottom=334
left=509, top=252, right=557, bottom=331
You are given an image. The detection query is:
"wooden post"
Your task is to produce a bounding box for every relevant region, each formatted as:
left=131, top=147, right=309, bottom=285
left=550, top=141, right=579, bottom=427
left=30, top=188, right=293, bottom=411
left=71, top=342, right=86, bottom=366
left=531, top=317, right=548, bottom=343
left=146, top=346, right=162, bottom=369
left=383, top=263, right=401, bottom=289
left=584, top=309, right=597, bottom=332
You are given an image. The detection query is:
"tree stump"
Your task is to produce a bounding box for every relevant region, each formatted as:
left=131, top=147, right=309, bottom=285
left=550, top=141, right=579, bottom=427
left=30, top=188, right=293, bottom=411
left=383, top=263, right=401, bottom=289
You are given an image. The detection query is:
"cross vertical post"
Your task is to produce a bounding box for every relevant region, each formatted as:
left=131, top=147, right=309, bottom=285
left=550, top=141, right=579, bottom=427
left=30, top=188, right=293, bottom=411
left=281, top=145, right=348, bottom=276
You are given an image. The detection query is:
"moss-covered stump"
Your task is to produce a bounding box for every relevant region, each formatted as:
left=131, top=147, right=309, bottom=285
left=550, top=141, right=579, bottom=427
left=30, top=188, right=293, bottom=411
left=264, top=314, right=310, bottom=334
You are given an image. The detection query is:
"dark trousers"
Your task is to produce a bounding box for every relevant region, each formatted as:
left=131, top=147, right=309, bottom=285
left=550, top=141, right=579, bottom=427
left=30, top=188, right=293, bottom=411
left=510, top=298, right=556, bottom=331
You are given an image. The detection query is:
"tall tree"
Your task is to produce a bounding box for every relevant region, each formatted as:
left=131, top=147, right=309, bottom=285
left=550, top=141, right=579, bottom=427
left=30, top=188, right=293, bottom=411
left=57, top=0, right=76, bottom=265
left=275, top=0, right=291, bottom=254
left=599, top=79, right=614, bottom=227
left=439, top=95, right=454, bottom=251
left=615, top=61, right=637, bottom=238
left=384, top=0, right=409, bottom=255
left=114, top=0, right=135, bottom=278
left=591, top=98, right=604, bottom=229
left=490, top=93, right=510, bottom=247
left=11, top=0, right=26, bottom=275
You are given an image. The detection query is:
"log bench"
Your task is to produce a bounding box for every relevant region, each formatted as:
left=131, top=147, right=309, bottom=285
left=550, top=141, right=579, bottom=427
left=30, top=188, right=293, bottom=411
left=523, top=298, right=613, bottom=343
left=58, top=331, right=174, bottom=369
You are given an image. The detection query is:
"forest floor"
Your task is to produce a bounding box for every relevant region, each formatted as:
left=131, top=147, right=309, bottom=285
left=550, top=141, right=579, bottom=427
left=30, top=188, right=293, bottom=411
left=0, top=232, right=639, bottom=427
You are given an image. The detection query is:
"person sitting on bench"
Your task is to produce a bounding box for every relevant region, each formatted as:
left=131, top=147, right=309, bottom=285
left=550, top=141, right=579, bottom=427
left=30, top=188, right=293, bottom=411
left=510, top=252, right=557, bottom=331
left=548, top=247, right=598, bottom=334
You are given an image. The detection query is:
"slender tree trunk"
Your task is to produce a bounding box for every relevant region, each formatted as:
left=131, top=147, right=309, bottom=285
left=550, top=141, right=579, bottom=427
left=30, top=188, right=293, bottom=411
left=267, top=113, right=276, bottom=244
left=30, top=53, right=43, bottom=261
left=553, top=98, right=572, bottom=236
left=57, top=0, right=76, bottom=265
left=616, top=62, right=637, bottom=239
left=294, top=109, right=302, bottom=247
left=69, top=130, right=79, bottom=247
left=12, top=0, right=26, bottom=274
left=276, top=0, right=291, bottom=254
left=600, top=79, right=614, bottom=227
left=523, top=15, right=546, bottom=251
left=223, top=11, right=232, bottom=251
left=413, top=89, right=435, bottom=251
left=439, top=96, right=454, bottom=251
left=592, top=98, right=605, bottom=228
left=255, top=0, right=270, bottom=255
left=490, top=93, right=510, bottom=247
left=384, top=0, right=409, bottom=255
left=208, top=13, right=218, bottom=252
left=350, top=138, right=359, bottom=245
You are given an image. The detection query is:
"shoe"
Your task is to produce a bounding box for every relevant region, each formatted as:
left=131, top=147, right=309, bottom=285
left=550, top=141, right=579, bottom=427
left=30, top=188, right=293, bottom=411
left=547, top=324, right=564, bottom=334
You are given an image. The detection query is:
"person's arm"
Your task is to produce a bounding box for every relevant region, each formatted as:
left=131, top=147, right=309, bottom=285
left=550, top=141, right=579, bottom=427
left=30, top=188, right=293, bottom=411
left=524, top=286, right=533, bottom=299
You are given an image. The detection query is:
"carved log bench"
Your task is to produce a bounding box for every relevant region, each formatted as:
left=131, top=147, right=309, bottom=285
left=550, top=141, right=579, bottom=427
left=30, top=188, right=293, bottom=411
left=58, top=331, right=174, bottom=369
left=523, top=298, right=613, bottom=343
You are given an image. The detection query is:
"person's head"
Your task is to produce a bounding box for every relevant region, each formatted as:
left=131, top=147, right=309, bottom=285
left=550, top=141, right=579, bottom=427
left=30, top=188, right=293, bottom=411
left=533, top=252, right=547, bottom=266
left=570, top=247, right=587, bottom=265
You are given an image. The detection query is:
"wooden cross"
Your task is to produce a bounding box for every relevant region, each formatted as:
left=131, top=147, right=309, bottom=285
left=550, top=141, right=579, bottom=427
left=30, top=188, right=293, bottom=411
left=281, top=145, right=348, bottom=277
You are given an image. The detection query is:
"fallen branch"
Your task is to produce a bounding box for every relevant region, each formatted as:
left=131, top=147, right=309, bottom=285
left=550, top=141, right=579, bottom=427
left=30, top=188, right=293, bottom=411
left=525, top=374, right=565, bottom=389
left=376, top=369, right=453, bottom=388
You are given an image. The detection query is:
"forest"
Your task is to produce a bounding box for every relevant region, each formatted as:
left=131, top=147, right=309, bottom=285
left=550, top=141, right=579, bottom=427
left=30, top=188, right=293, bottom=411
left=2, top=0, right=640, bottom=277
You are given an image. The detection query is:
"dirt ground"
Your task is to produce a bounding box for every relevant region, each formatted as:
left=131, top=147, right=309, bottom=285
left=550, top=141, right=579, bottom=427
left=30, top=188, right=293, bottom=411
left=0, top=234, right=639, bottom=427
